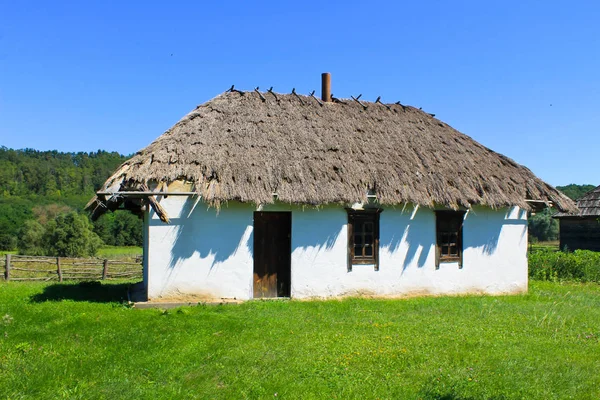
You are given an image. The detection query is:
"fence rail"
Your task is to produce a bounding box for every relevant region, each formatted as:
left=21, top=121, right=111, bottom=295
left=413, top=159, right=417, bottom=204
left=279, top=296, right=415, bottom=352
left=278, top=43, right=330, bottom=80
left=2, top=254, right=142, bottom=282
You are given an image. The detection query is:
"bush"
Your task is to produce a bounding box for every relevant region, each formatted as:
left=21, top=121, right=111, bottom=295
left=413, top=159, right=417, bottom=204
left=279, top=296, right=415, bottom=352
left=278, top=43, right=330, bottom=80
left=93, top=211, right=142, bottom=246
left=18, top=212, right=103, bottom=257
left=44, top=212, right=103, bottom=257
left=528, top=208, right=559, bottom=242
left=529, top=249, right=600, bottom=283
left=0, top=234, right=17, bottom=251
left=17, top=220, right=46, bottom=256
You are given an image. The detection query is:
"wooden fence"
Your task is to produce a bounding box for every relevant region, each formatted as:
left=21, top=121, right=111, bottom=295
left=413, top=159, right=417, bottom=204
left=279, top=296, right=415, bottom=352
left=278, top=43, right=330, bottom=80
left=2, top=254, right=142, bottom=282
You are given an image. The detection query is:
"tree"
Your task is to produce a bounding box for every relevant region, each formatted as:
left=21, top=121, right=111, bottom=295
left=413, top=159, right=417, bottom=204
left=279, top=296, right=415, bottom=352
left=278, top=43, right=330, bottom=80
left=528, top=208, right=559, bottom=242
left=32, top=203, right=72, bottom=225
left=556, top=184, right=596, bottom=201
left=44, top=212, right=103, bottom=257
left=0, top=234, right=17, bottom=251
left=93, top=211, right=142, bottom=246
left=17, top=220, right=46, bottom=255
left=0, top=197, right=34, bottom=242
left=0, top=147, right=138, bottom=252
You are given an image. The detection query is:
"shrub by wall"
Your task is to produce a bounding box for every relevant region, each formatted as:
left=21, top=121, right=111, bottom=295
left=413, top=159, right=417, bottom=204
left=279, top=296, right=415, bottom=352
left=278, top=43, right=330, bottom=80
left=529, top=249, right=600, bottom=283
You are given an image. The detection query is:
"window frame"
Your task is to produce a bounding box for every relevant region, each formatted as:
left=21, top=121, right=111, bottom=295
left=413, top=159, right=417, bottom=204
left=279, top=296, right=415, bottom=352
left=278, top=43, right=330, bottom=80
left=346, top=208, right=382, bottom=271
left=435, top=210, right=466, bottom=269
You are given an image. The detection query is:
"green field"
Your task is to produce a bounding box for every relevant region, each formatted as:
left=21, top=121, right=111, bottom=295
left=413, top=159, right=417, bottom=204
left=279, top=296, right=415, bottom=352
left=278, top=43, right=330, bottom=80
left=529, top=241, right=560, bottom=253
left=1, top=246, right=142, bottom=259
left=1, top=281, right=599, bottom=399
left=96, top=246, right=143, bottom=259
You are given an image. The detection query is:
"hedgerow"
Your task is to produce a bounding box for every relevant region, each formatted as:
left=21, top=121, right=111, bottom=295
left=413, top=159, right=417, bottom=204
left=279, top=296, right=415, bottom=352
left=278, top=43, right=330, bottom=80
left=529, top=249, right=600, bottom=283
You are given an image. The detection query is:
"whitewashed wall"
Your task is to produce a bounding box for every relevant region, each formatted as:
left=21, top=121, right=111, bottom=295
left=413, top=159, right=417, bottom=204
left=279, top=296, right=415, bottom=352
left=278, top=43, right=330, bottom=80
left=144, top=197, right=528, bottom=300
left=145, top=199, right=255, bottom=300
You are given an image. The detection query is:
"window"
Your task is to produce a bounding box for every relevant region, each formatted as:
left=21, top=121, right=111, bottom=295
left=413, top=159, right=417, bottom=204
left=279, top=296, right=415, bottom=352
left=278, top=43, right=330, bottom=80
left=347, top=209, right=382, bottom=271
left=435, top=210, right=465, bottom=268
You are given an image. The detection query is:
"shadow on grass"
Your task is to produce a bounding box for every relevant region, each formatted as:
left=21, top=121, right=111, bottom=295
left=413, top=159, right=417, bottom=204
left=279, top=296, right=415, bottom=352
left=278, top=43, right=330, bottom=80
left=419, top=379, right=509, bottom=400
left=424, top=395, right=476, bottom=400
left=29, top=281, right=132, bottom=303
left=420, top=390, right=507, bottom=400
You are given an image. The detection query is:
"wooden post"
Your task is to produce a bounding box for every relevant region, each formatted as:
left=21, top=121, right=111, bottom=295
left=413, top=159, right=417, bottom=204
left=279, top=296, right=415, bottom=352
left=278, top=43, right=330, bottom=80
left=56, top=257, right=63, bottom=282
left=4, top=254, right=10, bottom=281
left=102, top=259, right=109, bottom=280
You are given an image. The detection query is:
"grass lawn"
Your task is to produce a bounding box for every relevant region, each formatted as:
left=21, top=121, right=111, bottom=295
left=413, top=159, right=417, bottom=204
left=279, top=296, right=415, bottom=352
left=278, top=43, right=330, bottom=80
left=528, top=241, right=560, bottom=253
left=1, top=247, right=142, bottom=259
left=0, top=282, right=599, bottom=399
left=96, top=246, right=143, bottom=259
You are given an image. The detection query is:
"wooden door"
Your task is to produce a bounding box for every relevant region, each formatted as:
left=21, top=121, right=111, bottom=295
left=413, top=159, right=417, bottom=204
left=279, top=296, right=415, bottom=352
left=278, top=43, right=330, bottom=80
left=253, top=212, right=291, bottom=298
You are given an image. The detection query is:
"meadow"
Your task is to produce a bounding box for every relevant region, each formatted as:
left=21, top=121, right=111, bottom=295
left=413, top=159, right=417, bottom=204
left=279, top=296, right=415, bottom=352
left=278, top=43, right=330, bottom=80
left=0, top=246, right=143, bottom=259
left=0, top=281, right=599, bottom=399
left=96, top=246, right=142, bottom=259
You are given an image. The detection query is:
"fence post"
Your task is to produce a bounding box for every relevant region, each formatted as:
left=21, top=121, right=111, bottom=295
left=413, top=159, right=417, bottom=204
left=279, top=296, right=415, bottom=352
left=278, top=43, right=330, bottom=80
left=4, top=254, right=10, bottom=281
left=56, top=257, right=63, bottom=282
left=102, top=259, right=109, bottom=280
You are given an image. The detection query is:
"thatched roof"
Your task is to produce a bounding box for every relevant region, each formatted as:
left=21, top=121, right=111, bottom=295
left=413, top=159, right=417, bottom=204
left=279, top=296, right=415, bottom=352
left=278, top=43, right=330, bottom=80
left=555, top=185, right=600, bottom=218
left=89, top=90, right=576, bottom=218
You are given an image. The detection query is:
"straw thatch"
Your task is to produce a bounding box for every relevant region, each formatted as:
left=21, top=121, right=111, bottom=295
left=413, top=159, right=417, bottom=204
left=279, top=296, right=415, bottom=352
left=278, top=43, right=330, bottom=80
left=555, top=185, right=600, bottom=217
left=89, top=90, right=576, bottom=217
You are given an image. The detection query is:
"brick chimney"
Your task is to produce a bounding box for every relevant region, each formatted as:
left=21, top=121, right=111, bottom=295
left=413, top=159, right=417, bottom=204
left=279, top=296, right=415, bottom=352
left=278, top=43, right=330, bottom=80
left=321, top=72, right=331, bottom=102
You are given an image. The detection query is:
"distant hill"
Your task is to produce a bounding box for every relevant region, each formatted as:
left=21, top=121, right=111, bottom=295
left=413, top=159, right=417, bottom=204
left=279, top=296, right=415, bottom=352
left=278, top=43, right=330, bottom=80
left=556, top=184, right=597, bottom=201
left=0, top=147, right=139, bottom=250
left=0, top=146, right=130, bottom=200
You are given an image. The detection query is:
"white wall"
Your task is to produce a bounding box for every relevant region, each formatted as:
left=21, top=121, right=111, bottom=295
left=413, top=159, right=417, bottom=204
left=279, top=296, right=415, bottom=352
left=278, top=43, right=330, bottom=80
left=146, top=198, right=255, bottom=300
left=144, top=198, right=528, bottom=300
left=285, top=204, right=528, bottom=298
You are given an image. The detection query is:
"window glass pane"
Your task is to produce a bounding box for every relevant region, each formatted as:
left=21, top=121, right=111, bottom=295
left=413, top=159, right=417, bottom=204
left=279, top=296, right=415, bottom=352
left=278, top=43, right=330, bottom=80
left=364, top=222, right=373, bottom=233
left=450, top=233, right=457, bottom=243
left=365, top=245, right=373, bottom=256
left=354, top=245, right=363, bottom=257
left=449, top=216, right=462, bottom=231
left=355, top=220, right=365, bottom=233
left=365, top=234, right=373, bottom=246
left=355, top=235, right=363, bottom=245
left=442, top=233, right=449, bottom=244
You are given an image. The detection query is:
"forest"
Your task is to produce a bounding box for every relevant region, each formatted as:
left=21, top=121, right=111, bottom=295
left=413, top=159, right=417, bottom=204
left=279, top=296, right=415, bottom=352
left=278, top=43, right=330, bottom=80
left=0, top=147, right=140, bottom=253
left=0, top=146, right=596, bottom=254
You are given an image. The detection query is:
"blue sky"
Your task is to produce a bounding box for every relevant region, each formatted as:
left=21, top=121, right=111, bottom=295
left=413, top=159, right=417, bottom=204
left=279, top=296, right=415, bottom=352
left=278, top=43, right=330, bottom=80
left=0, top=1, right=598, bottom=186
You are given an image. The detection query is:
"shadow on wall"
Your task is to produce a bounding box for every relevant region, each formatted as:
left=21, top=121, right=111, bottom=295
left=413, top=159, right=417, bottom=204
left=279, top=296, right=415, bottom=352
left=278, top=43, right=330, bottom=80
left=463, top=207, right=526, bottom=255
left=401, top=225, right=433, bottom=272
left=378, top=205, right=434, bottom=272
left=396, top=206, right=434, bottom=272
left=291, top=206, right=343, bottom=253
left=155, top=198, right=252, bottom=270
left=381, top=205, right=525, bottom=273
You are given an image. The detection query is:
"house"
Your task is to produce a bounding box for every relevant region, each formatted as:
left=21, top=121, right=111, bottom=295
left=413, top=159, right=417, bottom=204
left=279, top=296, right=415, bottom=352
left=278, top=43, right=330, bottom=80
left=88, top=74, right=575, bottom=301
left=554, top=185, right=600, bottom=251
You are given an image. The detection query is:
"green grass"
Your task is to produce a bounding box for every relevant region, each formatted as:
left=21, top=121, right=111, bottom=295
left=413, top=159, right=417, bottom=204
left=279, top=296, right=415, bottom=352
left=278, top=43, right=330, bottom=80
left=529, top=240, right=560, bottom=253
left=97, top=246, right=142, bottom=259
left=1, top=247, right=141, bottom=259
left=1, top=282, right=599, bottom=399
